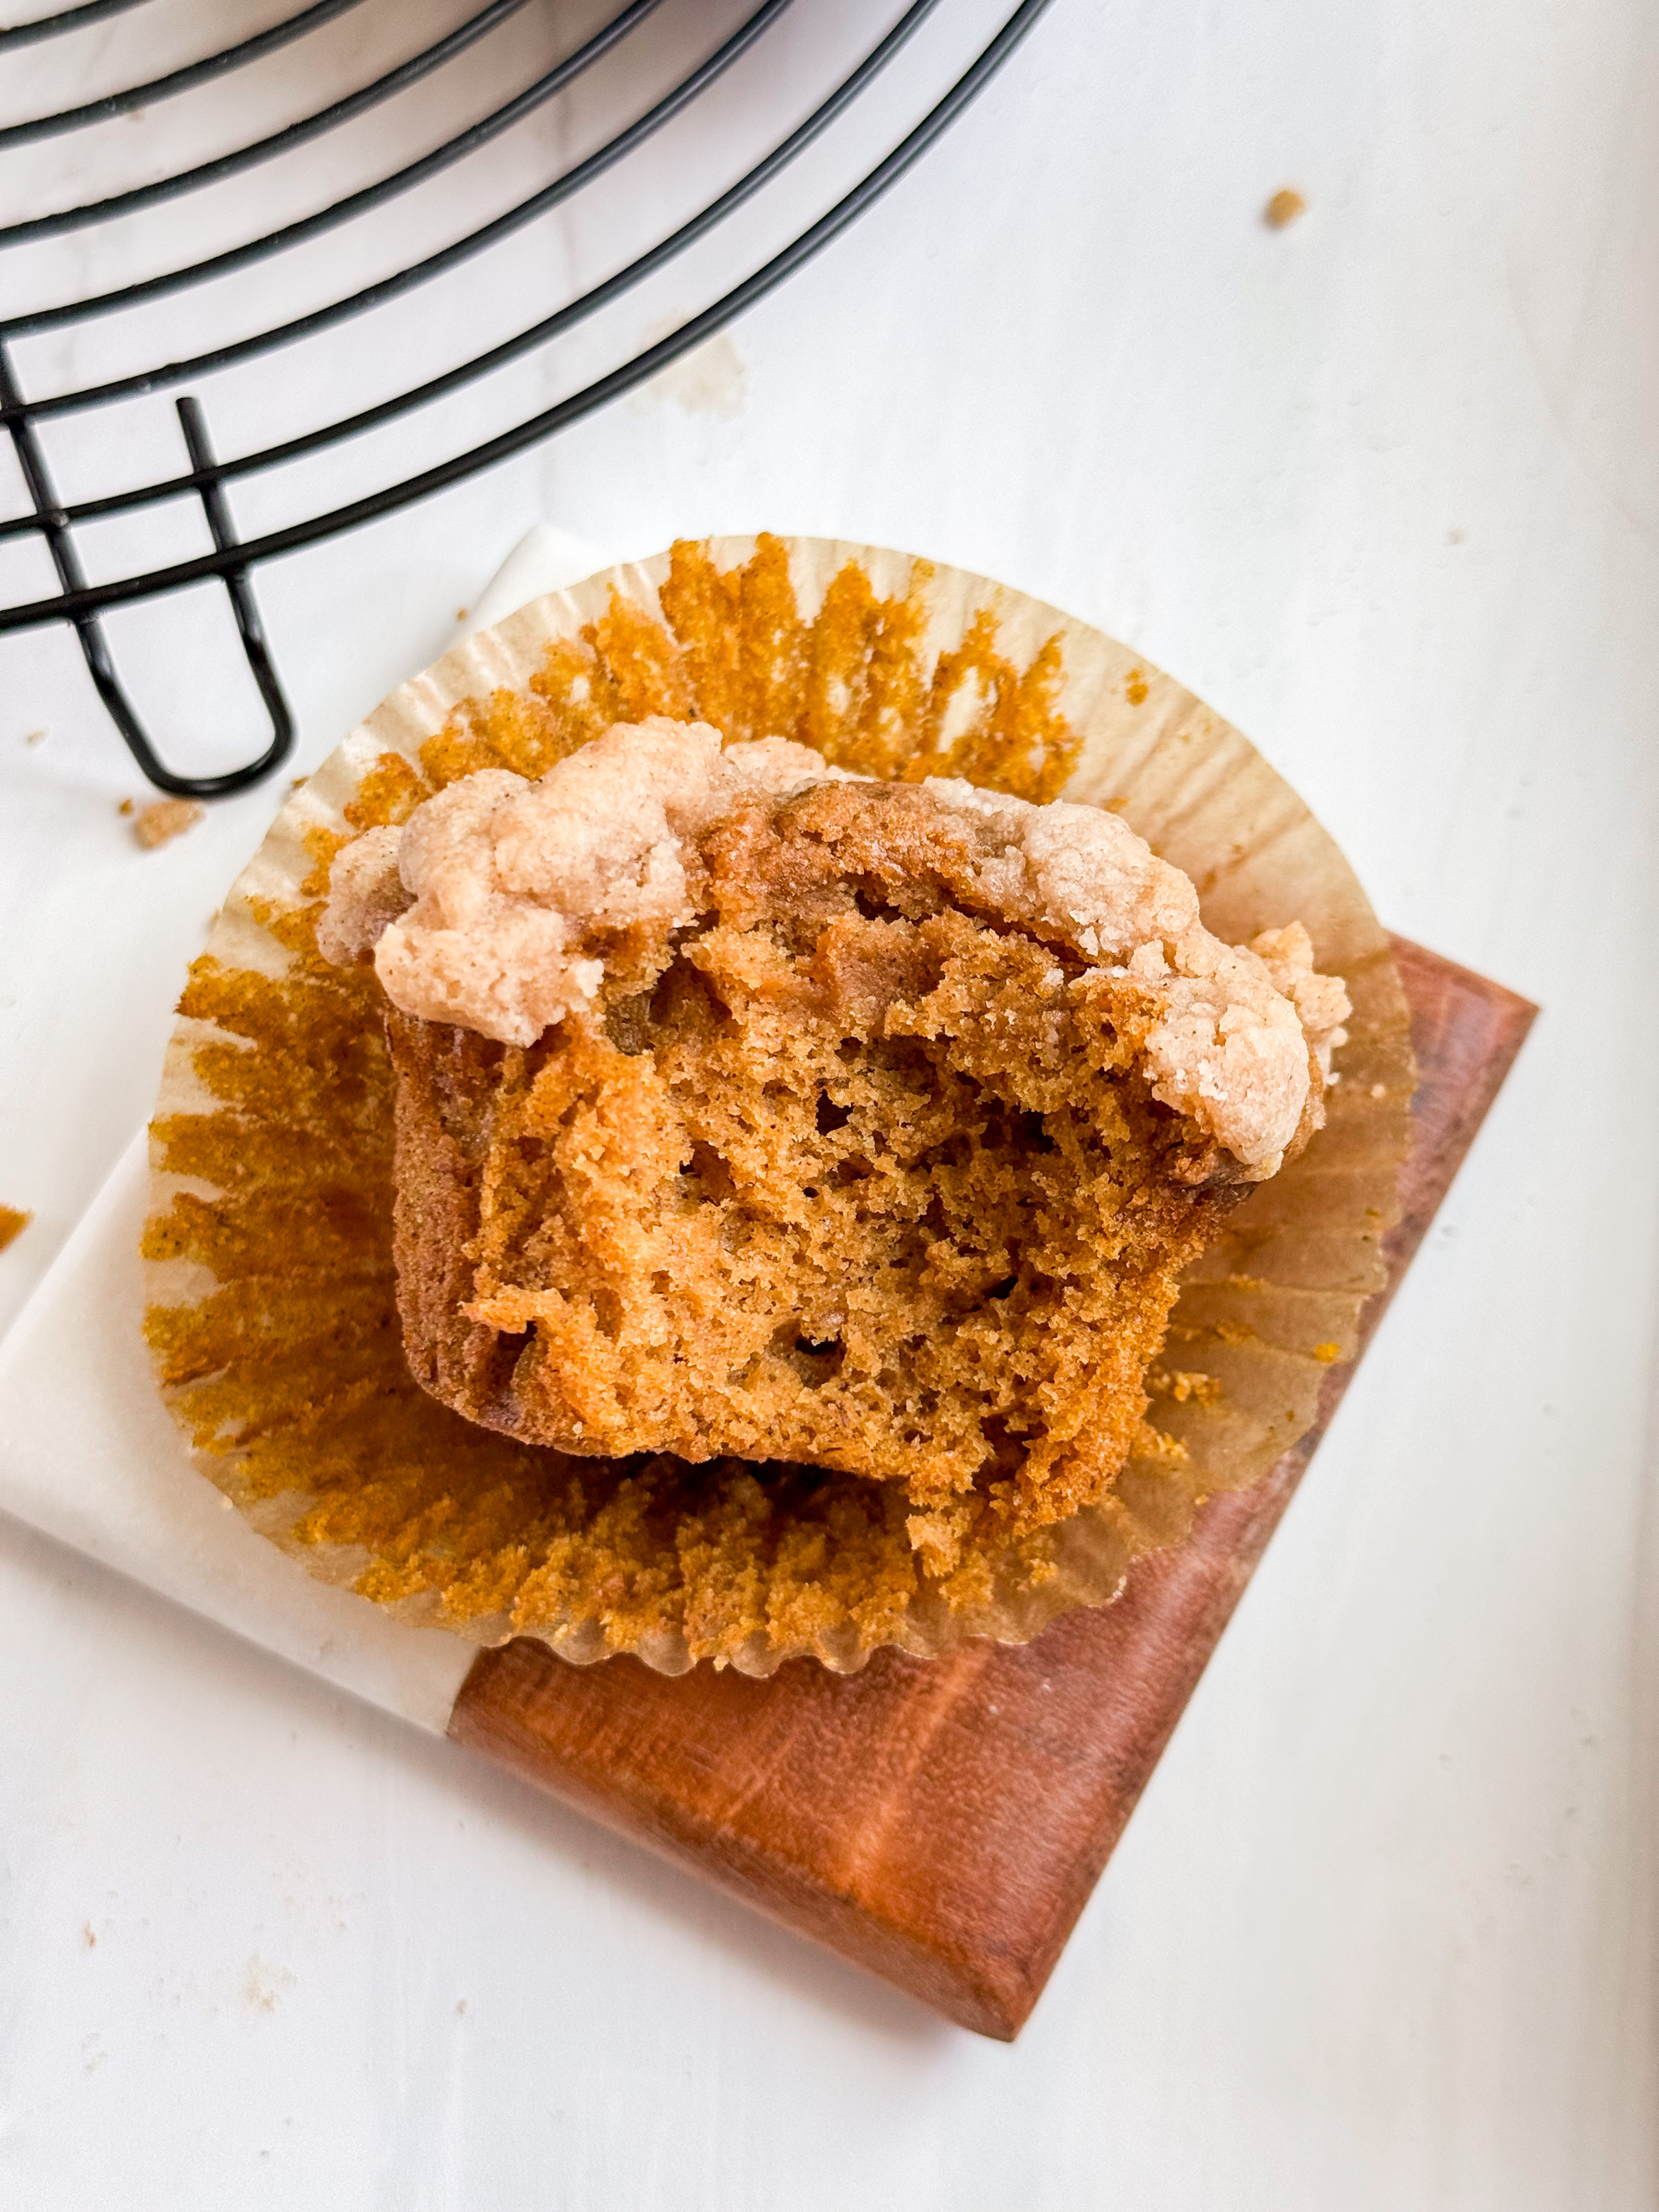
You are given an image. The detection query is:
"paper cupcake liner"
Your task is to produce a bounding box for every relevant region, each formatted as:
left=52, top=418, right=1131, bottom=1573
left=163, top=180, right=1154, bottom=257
left=142, top=535, right=1414, bottom=1675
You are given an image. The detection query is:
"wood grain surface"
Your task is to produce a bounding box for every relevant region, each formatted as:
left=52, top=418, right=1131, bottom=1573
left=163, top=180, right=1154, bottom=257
left=448, top=938, right=1536, bottom=2040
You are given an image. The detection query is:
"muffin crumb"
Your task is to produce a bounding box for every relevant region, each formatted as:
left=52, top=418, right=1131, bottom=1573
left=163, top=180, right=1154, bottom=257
left=134, top=799, right=204, bottom=849
left=1265, top=187, right=1307, bottom=228
left=0, top=1205, right=32, bottom=1254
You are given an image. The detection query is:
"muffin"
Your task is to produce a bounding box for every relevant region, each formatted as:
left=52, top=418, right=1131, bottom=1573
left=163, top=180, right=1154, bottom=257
left=143, top=535, right=1413, bottom=1673
left=317, top=715, right=1348, bottom=1577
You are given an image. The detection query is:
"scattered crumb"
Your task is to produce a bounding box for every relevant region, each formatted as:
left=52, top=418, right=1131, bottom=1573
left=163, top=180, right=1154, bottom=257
left=24, top=727, right=47, bottom=747
left=1148, top=1368, right=1223, bottom=1406
left=82, top=1922, right=97, bottom=1948
left=118, top=797, right=135, bottom=815
left=1208, top=1319, right=1257, bottom=1347
left=133, top=798, right=204, bottom=849
left=1313, top=1341, right=1342, bottom=1363
left=1446, top=527, right=1466, bottom=545
left=289, top=775, right=308, bottom=791
left=1265, top=187, right=1307, bottom=229
left=455, top=608, right=469, bottom=623
left=0, top=1205, right=31, bottom=1254
left=455, top=1999, right=469, bottom=2017
left=239, top=1954, right=295, bottom=2014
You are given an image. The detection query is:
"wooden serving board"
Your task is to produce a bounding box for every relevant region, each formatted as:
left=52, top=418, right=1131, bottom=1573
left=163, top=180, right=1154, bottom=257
left=448, top=939, right=1536, bottom=2040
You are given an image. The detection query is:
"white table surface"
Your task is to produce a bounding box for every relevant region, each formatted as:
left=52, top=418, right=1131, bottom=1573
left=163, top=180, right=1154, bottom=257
left=3, top=1, right=1658, bottom=2205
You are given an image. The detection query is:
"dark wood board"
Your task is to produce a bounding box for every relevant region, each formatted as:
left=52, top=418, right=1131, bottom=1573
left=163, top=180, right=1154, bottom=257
left=448, top=938, right=1537, bottom=2040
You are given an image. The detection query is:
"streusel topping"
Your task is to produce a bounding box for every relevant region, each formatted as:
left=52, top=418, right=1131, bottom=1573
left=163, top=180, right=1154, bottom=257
left=320, top=716, right=1347, bottom=1176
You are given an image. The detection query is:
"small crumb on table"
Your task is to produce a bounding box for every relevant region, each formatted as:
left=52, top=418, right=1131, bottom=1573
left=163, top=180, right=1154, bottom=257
left=24, top=727, right=48, bottom=747
left=0, top=1205, right=32, bottom=1254
left=133, top=798, right=204, bottom=849
left=1265, top=187, right=1307, bottom=228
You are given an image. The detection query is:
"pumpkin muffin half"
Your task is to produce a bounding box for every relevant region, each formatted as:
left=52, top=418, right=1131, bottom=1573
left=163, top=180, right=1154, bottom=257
left=319, top=713, right=1348, bottom=1574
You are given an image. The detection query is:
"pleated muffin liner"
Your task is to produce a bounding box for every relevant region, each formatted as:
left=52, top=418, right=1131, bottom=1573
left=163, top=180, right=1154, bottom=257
left=143, top=536, right=1414, bottom=1675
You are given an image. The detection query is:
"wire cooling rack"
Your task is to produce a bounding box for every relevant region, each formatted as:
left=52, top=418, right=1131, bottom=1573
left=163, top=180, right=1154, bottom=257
left=0, top=0, right=1054, bottom=796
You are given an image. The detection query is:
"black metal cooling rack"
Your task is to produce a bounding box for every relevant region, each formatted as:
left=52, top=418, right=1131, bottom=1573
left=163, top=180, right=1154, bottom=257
left=0, top=0, right=1054, bottom=797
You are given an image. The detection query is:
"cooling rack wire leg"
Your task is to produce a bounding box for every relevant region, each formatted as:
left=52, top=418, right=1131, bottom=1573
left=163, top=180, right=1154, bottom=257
left=1, top=343, right=295, bottom=797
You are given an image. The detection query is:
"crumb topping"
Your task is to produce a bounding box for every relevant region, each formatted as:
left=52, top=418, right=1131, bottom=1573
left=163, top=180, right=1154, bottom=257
left=321, top=717, right=1346, bottom=1177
